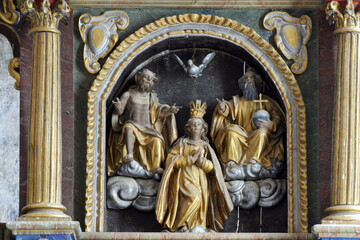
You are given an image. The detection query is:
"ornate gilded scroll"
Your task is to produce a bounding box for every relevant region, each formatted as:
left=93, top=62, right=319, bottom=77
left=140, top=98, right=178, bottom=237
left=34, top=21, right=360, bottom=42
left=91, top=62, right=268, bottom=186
left=263, top=11, right=312, bottom=74
left=8, top=57, right=20, bottom=89
left=79, top=10, right=129, bottom=74
left=1, top=0, right=21, bottom=90
left=0, top=0, right=19, bottom=25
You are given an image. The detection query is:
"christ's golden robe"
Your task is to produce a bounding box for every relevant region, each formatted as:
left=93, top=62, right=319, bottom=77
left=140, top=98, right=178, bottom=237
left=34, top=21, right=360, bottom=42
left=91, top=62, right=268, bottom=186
left=107, top=92, right=177, bottom=176
left=210, top=95, right=285, bottom=168
left=156, top=138, right=233, bottom=232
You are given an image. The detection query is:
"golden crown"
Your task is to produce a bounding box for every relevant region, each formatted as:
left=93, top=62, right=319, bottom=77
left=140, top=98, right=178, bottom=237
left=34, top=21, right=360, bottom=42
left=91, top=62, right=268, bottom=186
left=189, top=100, right=207, bottom=119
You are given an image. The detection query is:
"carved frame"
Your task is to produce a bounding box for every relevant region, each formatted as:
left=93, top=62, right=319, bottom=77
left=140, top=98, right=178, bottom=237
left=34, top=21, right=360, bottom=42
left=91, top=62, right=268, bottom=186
left=71, top=0, right=323, bottom=8
left=84, top=14, right=308, bottom=233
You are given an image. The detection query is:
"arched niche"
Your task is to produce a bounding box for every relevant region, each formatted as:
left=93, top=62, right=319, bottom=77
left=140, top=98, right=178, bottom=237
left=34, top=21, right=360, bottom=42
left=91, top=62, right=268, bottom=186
left=84, top=14, right=307, bottom=233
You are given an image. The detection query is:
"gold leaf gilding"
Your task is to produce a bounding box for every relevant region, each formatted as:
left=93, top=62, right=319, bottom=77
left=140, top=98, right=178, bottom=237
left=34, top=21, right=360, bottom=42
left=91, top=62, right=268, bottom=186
left=85, top=14, right=308, bottom=233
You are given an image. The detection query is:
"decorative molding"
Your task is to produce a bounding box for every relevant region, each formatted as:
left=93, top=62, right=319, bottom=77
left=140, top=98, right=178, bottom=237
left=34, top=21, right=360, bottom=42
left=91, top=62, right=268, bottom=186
left=313, top=224, right=360, bottom=239
left=0, top=0, right=19, bottom=25
left=85, top=14, right=308, bottom=233
left=70, top=0, right=323, bottom=9
left=79, top=10, right=129, bottom=74
left=8, top=57, right=20, bottom=90
left=263, top=11, right=312, bottom=74
left=6, top=221, right=82, bottom=240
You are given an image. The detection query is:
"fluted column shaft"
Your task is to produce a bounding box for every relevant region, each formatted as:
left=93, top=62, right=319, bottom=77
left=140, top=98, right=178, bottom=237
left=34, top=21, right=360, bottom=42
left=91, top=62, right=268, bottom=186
left=323, top=0, right=360, bottom=223
left=19, top=0, right=71, bottom=219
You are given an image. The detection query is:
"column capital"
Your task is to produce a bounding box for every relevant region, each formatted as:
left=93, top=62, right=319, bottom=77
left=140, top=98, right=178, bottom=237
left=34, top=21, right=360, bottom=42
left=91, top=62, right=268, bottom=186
left=18, top=0, right=70, bottom=34
left=326, top=0, right=360, bottom=34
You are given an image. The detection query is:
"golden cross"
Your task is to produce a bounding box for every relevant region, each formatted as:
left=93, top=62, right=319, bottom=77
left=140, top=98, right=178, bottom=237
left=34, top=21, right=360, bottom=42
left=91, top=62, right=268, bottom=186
left=253, top=93, right=268, bottom=110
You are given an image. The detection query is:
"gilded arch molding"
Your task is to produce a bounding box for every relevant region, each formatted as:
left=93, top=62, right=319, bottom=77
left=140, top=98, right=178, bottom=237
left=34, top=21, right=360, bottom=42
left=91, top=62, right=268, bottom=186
left=85, top=14, right=308, bottom=233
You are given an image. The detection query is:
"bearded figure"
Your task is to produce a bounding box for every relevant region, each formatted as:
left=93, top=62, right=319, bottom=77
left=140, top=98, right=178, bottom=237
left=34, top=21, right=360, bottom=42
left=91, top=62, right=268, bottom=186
left=210, top=68, right=285, bottom=169
left=107, top=69, right=180, bottom=177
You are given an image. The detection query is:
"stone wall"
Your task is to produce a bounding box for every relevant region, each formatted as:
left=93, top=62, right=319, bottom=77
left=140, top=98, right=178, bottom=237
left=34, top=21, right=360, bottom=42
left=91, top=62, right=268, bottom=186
left=0, top=34, right=19, bottom=222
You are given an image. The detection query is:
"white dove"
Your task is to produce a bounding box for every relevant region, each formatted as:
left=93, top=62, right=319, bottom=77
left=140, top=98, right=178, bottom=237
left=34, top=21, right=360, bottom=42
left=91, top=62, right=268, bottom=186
left=174, top=52, right=216, bottom=78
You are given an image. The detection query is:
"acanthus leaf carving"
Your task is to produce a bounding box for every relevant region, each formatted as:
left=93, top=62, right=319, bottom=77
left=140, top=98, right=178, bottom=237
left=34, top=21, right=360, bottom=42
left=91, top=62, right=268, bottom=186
left=326, top=0, right=360, bottom=31
left=17, top=0, right=70, bottom=33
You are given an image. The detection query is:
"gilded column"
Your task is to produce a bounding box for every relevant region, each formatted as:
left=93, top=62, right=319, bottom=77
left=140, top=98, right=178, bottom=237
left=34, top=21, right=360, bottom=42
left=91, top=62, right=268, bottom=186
left=323, top=0, right=360, bottom=224
left=18, top=0, right=71, bottom=219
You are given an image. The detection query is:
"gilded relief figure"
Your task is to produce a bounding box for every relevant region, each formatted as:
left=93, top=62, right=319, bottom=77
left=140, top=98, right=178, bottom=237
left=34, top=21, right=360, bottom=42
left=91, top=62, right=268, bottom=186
left=156, top=100, right=233, bottom=232
left=107, top=69, right=180, bottom=177
left=211, top=67, right=285, bottom=178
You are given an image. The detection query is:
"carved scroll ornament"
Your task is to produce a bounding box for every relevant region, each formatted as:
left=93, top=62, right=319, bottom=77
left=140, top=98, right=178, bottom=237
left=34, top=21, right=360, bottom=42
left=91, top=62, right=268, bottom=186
left=263, top=11, right=312, bottom=74
left=79, top=10, right=129, bottom=74
left=8, top=57, right=20, bottom=89
left=0, top=0, right=19, bottom=25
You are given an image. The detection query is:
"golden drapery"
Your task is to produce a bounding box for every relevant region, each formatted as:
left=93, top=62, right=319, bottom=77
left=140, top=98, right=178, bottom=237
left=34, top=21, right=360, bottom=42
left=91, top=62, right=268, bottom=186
left=156, top=138, right=233, bottom=232
left=107, top=92, right=178, bottom=175
left=210, top=95, right=285, bottom=168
